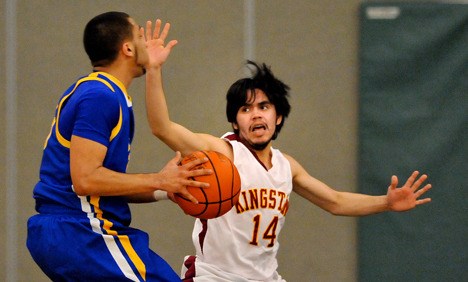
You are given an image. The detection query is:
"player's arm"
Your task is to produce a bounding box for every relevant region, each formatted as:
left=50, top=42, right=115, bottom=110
left=285, top=154, right=432, bottom=216
left=70, top=136, right=210, bottom=203
left=143, top=19, right=230, bottom=157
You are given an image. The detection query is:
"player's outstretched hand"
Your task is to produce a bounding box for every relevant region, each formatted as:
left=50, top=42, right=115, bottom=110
left=143, top=19, right=178, bottom=69
left=386, top=171, right=432, bottom=212
left=158, top=151, right=211, bottom=204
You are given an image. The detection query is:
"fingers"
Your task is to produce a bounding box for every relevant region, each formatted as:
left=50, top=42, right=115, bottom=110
left=166, top=39, right=178, bottom=50
left=153, top=19, right=162, bottom=39
left=145, top=19, right=171, bottom=41
left=392, top=171, right=431, bottom=192
left=389, top=175, right=398, bottom=190
left=415, top=183, right=432, bottom=197
left=411, top=173, right=428, bottom=192
left=169, top=151, right=182, bottom=166
left=145, top=20, right=152, bottom=40
left=416, top=197, right=431, bottom=205
left=180, top=178, right=210, bottom=204
left=159, top=22, right=171, bottom=41
left=402, top=170, right=419, bottom=188
left=190, top=167, right=212, bottom=177
left=179, top=190, right=199, bottom=204
left=181, top=156, right=209, bottom=170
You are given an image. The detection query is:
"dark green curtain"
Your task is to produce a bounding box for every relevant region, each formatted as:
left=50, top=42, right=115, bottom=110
left=358, top=2, right=467, bottom=281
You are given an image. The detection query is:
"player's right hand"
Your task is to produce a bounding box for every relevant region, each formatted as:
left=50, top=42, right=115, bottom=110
left=157, top=151, right=211, bottom=203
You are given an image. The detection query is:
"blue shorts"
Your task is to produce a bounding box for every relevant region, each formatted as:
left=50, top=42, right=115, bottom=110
left=27, top=213, right=180, bottom=281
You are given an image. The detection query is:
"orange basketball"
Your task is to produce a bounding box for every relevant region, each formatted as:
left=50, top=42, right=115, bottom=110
left=175, top=150, right=241, bottom=219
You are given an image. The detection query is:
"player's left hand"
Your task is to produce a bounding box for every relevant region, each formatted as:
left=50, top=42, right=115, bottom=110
left=143, top=19, right=178, bottom=69
left=387, top=171, right=432, bottom=212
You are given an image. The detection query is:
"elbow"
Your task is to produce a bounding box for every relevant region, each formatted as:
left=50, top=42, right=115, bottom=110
left=72, top=178, right=94, bottom=196
left=326, top=205, right=343, bottom=216
left=149, top=124, right=169, bottom=139
left=324, top=192, right=349, bottom=216
left=326, top=204, right=342, bottom=216
left=150, top=128, right=164, bottom=139
left=321, top=197, right=346, bottom=216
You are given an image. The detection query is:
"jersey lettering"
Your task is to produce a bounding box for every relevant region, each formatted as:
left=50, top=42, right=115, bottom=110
left=235, top=188, right=289, bottom=215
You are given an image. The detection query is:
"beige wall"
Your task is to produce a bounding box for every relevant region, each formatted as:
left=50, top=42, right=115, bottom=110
left=1, top=0, right=363, bottom=281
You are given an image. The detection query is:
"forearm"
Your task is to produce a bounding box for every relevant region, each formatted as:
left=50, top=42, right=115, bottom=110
left=126, top=190, right=169, bottom=203
left=331, top=192, right=389, bottom=216
left=145, top=66, right=172, bottom=136
left=72, top=166, right=163, bottom=197
left=144, top=66, right=220, bottom=155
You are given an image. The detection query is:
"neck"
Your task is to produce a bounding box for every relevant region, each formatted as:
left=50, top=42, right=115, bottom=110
left=239, top=137, right=273, bottom=169
left=93, top=63, right=136, bottom=89
left=255, top=147, right=273, bottom=170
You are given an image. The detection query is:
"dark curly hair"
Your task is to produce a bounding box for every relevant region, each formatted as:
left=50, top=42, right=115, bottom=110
left=83, top=11, right=133, bottom=67
left=226, top=61, right=291, bottom=140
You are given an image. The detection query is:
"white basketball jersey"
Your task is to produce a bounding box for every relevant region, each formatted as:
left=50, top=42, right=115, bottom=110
left=185, top=134, right=293, bottom=281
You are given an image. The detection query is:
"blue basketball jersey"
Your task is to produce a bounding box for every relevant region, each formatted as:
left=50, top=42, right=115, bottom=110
left=33, top=71, right=134, bottom=224
left=28, top=72, right=180, bottom=281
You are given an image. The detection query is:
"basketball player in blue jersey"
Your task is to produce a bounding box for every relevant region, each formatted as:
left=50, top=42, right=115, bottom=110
left=27, top=12, right=211, bottom=281
left=143, top=30, right=433, bottom=280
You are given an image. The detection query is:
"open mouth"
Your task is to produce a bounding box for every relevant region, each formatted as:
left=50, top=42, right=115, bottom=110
left=251, top=124, right=267, bottom=132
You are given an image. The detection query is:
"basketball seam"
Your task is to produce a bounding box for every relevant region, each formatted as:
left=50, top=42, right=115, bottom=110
left=176, top=151, right=240, bottom=219
left=201, top=151, right=223, bottom=217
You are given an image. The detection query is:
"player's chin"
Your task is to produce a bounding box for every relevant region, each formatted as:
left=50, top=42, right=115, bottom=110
left=250, top=140, right=270, bottom=151
left=138, top=66, right=146, bottom=76
left=134, top=64, right=146, bottom=77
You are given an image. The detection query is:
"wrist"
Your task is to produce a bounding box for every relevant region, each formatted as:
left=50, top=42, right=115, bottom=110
left=153, top=190, right=168, bottom=201
left=145, top=64, right=163, bottom=73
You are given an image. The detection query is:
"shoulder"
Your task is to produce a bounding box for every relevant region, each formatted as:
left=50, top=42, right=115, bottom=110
left=210, top=134, right=235, bottom=160
left=281, top=152, right=305, bottom=176
left=74, top=80, right=119, bottom=105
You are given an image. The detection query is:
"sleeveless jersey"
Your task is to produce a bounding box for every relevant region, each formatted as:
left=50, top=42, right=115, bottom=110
left=183, top=133, right=292, bottom=281
left=33, top=71, right=134, bottom=225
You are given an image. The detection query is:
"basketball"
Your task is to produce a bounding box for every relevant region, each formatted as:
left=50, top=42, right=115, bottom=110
left=174, top=150, right=241, bottom=219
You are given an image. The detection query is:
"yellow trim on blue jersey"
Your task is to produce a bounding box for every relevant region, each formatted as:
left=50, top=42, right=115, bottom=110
left=91, top=72, right=132, bottom=104
left=110, top=106, right=123, bottom=142
left=43, top=118, right=56, bottom=149
left=54, top=75, right=120, bottom=148
left=90, top=196, right=147, bottom=280
left=55, top=91, right=75, bottom=148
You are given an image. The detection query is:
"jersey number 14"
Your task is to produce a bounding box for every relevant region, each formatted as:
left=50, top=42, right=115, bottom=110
left=249, top=215, right=279, bottom=247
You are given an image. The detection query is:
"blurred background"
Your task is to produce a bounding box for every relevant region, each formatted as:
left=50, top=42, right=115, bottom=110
left=1, top=0, right=466, bottom=281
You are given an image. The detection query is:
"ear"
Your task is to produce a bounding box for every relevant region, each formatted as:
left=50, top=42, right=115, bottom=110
left=232, top=122, right=239, bottom=130
left=122, top=42, right=134, bottom=57
left=276, top=115, right=283, bottom=125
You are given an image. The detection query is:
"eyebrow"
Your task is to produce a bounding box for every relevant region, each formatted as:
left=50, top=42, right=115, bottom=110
left=244, top=100, right=271, bottom=107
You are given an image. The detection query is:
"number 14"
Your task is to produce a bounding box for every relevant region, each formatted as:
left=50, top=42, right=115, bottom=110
left=249, top=214, right=279, bottom=247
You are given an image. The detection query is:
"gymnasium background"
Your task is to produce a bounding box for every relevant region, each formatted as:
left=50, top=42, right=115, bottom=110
left=0, top=1, right=466, bottom=281
left=358, top=2, right=467, bottom=281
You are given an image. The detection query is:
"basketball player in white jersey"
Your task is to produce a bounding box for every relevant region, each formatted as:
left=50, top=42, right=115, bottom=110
left=144, top=23, right=432, bottom=281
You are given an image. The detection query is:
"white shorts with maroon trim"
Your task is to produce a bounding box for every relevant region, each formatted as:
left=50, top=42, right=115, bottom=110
left=181, top=255, right=286, bottom=282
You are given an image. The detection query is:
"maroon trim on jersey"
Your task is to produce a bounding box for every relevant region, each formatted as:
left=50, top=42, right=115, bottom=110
left=223, top=133, right=238, bottom=141
left=223, top=133, right=268, bottom=171
left=199, top=219, right=208, bottom=254
left=182, top=255, right=196, bottom=281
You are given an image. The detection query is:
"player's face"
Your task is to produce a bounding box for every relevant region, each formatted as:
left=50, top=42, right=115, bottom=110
left=129, top=18, right=148, bottom=76
left=234, top=89, right=282, bottom=151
